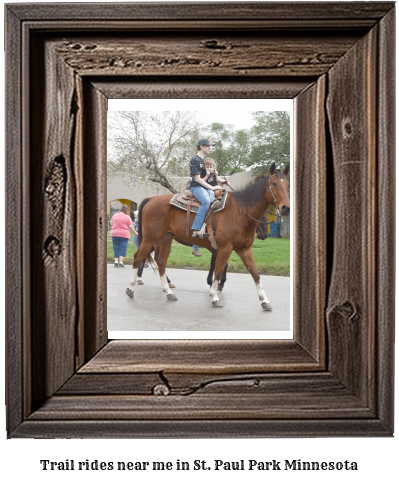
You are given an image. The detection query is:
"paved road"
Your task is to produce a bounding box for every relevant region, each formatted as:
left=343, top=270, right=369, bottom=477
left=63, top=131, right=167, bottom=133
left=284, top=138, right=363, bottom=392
left=107, top=264, right=291, bottom=332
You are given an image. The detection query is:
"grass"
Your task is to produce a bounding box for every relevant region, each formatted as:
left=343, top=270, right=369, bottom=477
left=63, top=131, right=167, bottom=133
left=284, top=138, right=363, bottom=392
left=107, top=232, right=290, bottom=276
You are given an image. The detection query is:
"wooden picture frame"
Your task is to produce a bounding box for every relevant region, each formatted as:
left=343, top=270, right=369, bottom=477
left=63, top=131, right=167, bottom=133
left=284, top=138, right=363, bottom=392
left=5, top=2, right=395, bottom=438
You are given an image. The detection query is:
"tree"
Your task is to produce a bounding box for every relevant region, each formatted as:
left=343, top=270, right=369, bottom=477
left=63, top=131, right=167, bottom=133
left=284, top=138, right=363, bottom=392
left=250, top=111, right=290, bottom=178
left=205, top=123, right=252, bottom=175
left=107, top=111, right=204, bottom=193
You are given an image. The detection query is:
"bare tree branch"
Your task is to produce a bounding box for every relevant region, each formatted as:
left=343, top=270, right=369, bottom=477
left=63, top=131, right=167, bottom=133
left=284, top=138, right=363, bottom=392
left=107, top=111, right=205, bottom=193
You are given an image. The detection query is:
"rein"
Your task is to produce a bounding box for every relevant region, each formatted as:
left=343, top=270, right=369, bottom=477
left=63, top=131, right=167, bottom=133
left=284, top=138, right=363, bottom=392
left=228, top=174, right=281, bottom=223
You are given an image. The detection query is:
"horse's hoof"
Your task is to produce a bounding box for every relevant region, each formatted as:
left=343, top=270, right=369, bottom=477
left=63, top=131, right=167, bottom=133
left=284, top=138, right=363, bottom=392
left=169, top=283, right=176, bottom=288
left=212, top=300, right=223, bottom=308
left=217, top=283, right=224, bottom=292
left=137, top=279, right=144, bottom=285
left=126, top=288, right=134, bottom=299
left=167, top=293, right=178, bottom=301
left=262, top=302, right=272, bottom=311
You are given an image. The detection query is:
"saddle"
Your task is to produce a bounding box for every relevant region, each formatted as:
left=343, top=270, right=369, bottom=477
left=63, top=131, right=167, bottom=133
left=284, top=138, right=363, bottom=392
left=176, top=188, right=224, bottom=207
left=169, top=189, right=228, bottom=244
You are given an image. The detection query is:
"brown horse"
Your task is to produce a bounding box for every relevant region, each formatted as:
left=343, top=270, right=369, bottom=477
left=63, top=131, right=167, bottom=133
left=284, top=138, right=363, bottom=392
left=126, top=163, right=290, bottom=309
left=135, top=214, right=268, bottom=290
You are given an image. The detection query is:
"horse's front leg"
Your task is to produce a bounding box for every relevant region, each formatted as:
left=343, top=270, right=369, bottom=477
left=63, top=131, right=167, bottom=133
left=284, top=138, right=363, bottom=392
left=218, top=262, right=228, bottom=292
left=235, top=247, right=272, bottom=311
left=210, top=244, right=233, bottom=307
left=207, top=249, right=227, bottom=291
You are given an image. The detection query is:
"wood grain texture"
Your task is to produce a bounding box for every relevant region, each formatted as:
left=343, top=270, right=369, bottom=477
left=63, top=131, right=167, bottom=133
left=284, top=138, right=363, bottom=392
left=5, top=2, right=395, bottom=438
left=293, top=76, right=326, bottom=363
left=7, top=2, right=394, bottom=22
left=5, top=5, right=24, bottom=436
left=14, top=418, right=391, bottom=439
left=326, top=26, right=377, bottom=405
left=53, top=33, right=360, bottom=78
left=60, top=371, right=357, bottom=398
left=80, top=340, right=321, bottom=374
left=29, top=393, right=371, bottom=421
left=375, top=7, right=395, bottom=432
left=33, top=372, right=374, bottom=423
left=81, top=81, right=108, bottom=361
left=92, top=78, right=311, bottom=100
left=30, top=36, right=78, bottom=408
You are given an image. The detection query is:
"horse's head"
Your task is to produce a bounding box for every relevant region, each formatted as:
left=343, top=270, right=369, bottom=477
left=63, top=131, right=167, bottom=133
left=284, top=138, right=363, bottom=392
left=267, top=163, right=290, bottom=216
left=256, top=215, right=268, bottom=240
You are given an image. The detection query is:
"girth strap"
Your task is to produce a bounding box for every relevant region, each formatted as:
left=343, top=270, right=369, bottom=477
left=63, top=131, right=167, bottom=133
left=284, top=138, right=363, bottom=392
left=207, top=208, right=215, bottom=242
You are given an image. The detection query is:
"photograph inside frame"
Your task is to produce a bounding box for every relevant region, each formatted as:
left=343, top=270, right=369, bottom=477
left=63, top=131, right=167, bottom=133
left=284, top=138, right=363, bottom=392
left=106, top=99, right=293, bottom=339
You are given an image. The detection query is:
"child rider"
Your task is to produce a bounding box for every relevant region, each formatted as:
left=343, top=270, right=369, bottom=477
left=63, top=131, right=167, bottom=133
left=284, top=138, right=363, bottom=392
left=200, top=157, right=229, bottom=205
left=189, top=138, right=223, bottom=239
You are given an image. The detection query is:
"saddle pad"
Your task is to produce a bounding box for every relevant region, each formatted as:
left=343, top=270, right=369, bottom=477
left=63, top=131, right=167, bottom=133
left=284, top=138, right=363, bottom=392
left=169, top=191, right=229, bottom=213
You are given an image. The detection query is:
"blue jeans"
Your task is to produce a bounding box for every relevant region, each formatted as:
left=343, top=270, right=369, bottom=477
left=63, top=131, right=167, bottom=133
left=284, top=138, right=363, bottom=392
left=190, top=186, right=213, bottom=230
left=205, top=188, right=215, bottom=200
left=112, top=236, right=129, bottom=257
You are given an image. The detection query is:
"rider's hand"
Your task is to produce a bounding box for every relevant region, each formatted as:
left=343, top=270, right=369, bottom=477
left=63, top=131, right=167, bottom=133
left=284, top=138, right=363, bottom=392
left=214, top=185, right=222, bottom=191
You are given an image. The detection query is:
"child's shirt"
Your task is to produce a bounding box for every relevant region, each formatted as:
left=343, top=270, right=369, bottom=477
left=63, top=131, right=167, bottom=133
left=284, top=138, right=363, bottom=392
left=200, top=168, right=217, bottom=186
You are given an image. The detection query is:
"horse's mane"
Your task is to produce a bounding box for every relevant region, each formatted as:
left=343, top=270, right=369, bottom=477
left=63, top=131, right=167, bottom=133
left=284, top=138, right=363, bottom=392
left=232, top=169, right=285, bottom=209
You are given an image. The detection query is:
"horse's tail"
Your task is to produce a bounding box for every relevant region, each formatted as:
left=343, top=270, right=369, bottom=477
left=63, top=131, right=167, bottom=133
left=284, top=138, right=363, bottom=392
left=137, top=197, right=157, bottom=271
left=137, top=197, right=151, bottom=246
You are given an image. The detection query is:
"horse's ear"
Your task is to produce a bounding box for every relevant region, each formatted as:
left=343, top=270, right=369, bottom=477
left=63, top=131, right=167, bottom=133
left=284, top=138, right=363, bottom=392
left=270, top=163, right=276, bottom=175
left=283, top=166, right=289, bottom=176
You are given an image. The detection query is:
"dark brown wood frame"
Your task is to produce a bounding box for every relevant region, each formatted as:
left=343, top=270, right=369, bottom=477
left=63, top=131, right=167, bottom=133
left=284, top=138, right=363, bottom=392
left=5, top=2, right=395, bottom=438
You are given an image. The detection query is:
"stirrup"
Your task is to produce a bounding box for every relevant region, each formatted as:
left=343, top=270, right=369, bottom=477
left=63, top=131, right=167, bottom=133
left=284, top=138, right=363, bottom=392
left=192, top=230, right=210, bottom=239
left=192, top=223, right=210, bottom=239
left=200, top=222, right=211, bottom=239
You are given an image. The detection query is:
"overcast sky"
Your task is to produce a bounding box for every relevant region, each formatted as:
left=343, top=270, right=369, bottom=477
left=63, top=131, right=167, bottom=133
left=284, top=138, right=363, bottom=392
left=108, top=99, right=292, bottom=131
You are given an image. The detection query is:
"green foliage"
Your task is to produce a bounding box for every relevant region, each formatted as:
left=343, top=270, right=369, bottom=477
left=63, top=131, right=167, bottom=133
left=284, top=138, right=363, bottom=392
left=205, top=112, right=290, bottom=179
left=250, top=111, right=290, bottom=179
left=206, top=123, right=252, bottom=175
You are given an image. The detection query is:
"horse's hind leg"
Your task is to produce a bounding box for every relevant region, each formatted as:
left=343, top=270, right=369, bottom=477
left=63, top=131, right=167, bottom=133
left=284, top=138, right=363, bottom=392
left=154, top=241, right=172, bottom=285
left=156, top=233, right=177, bottom=301
left=235, top=247, right=272, bottom=311
left=126, top=242, right=154, bottom=298
left=137, top=258, right=145, bottom=278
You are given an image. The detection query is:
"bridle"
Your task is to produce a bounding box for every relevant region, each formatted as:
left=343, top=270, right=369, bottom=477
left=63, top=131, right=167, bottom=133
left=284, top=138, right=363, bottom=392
left=228, top=173, right=282, bottom=224
left=267, top=173, right=282, bottom=216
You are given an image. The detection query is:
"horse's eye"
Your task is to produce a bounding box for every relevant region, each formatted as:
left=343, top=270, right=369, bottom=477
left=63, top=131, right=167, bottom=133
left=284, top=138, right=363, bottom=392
left=272, top=182, right=277, bottom=186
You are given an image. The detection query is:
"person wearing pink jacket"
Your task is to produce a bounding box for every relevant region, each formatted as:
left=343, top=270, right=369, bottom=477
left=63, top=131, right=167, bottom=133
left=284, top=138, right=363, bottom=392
left=110, top=204, right=137, bottom=268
